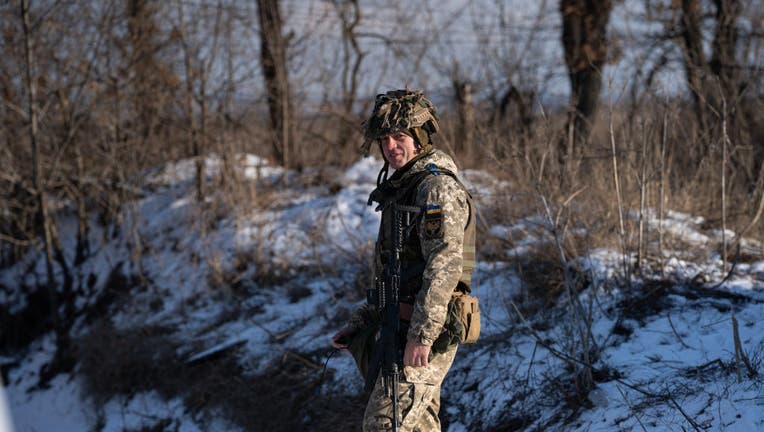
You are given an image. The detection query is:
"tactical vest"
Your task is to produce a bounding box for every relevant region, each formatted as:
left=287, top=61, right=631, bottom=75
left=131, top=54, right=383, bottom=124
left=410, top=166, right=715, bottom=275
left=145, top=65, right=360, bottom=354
left=369, top=162, right=476, bottom=304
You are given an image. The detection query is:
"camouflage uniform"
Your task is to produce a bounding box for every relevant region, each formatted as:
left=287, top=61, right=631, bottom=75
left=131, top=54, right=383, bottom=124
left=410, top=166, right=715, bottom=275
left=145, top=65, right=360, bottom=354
left=341, top=89, right=476, bottom=432
left=363, top=149, right=475, bottom=431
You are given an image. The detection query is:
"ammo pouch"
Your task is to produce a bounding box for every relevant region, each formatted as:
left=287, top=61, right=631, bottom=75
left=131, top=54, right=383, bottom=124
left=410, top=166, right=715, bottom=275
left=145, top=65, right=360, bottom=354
left=454, top=294, right=480, bottom=344
left=431, top=293, right=481, bottom=354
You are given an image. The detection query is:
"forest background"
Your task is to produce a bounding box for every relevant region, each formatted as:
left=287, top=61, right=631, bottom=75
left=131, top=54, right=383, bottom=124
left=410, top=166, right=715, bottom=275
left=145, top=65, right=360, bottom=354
left=2, top=0, right=763, bottom=276
left=1, top=0, right=764, bottom=429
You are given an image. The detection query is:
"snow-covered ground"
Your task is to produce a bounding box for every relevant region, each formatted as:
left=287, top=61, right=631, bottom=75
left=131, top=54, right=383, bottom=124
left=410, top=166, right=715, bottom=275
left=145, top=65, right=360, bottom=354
left=2, top=154, right=763, bottom=431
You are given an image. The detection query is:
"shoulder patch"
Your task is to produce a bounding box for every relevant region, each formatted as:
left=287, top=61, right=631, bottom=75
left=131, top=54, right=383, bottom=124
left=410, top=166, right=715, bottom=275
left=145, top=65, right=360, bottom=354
left=426, top=204, right=441, bottom=214
left=424, top=204, right=443, bottom=239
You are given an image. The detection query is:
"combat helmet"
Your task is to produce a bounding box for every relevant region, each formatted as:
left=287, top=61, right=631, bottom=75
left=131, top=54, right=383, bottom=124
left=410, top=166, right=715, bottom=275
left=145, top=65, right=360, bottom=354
left=360, top=88, right=440, bottom=156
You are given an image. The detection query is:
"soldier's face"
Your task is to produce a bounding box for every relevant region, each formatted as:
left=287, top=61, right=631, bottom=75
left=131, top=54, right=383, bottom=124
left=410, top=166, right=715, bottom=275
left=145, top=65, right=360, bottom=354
left=380, top=131, right=418, bottom=170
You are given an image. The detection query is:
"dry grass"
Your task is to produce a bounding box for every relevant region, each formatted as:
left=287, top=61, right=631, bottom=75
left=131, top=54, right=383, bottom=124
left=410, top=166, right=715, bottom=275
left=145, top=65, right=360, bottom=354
left=475, top=101, right=763, bottom=274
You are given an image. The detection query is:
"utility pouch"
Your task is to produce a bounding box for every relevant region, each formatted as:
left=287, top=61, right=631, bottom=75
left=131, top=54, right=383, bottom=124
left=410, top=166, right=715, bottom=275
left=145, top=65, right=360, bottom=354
left=431, top=293, right=481, bottom=355
left=453, top=294, right=480, bottom=344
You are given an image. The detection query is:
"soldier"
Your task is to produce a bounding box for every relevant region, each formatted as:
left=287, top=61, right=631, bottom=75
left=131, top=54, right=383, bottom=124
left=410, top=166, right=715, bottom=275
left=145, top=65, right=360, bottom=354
left=332, top=89, right=477, bottom=431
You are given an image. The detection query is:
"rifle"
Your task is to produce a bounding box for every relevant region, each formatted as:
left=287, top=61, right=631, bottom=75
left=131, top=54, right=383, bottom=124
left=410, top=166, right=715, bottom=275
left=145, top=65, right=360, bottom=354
left=366, top=203, right=418, bottom=432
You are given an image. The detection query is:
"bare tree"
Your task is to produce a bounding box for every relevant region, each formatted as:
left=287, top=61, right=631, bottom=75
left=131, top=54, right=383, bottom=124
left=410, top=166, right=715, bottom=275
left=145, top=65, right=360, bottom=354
left=675, top=0, right=756, bottom=183
left=52, top=4, right=115, bottom=266
left=21, top=0, right=58, bottom=290
left=1, top=4, right=33, bottom=264
left=256, top=0, right=292, bottom=168
left=496, top=85, right=536, bottom=158
left=333, top=0, right=365, bottom=151
left=126, top=0, right=165, bottom=145
left=176, top=0, right=224, bottom=202
left=677, top=0, right=743, bottom=124
left=452, top=63, right=475, bottom=156
left=559, top=0, right=614, bottom=166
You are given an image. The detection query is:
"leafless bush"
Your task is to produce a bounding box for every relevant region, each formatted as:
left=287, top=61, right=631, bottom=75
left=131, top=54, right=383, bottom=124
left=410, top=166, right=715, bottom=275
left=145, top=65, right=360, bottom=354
left=513, top=240, right=591, bottom=312
left=746, top=339, right=764, bottom=377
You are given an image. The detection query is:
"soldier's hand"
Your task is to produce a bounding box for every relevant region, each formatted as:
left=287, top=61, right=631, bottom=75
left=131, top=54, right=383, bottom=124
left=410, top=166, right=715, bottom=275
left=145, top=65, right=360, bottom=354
left=404, top=341, right=430, bottom=367
left=331, top=327, right=353, bottom=349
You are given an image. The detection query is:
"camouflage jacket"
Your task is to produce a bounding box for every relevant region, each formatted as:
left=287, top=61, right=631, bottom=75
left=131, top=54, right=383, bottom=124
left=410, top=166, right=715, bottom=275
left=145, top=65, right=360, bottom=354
left=369, top=149, right=475, bottom=347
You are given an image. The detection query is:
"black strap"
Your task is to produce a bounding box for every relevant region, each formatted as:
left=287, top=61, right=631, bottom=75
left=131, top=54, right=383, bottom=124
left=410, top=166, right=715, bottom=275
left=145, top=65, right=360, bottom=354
left=368, top=162, right=471, bottom=215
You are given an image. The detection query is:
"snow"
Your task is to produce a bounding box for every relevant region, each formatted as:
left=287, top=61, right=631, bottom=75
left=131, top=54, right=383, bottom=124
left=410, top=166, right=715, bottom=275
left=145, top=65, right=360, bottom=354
left=0, top=384, right=13, bottom=432
left=3, top=153, right=763, bottom=431
left=5, top=337, right=89, bottom=432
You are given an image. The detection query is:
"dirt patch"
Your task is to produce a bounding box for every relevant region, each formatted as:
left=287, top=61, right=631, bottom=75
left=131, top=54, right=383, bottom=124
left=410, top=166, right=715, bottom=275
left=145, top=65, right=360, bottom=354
left=488, top=415, right=538, bottom=431
left=301, top=389, right=367, bottom=431
left=514, top=253, right=591, bottom=314
left=78, top=321, right=181, bottom=402
left=615, top=278, right=756, bottom=325
left=81, top=263, right=154, bottom=326
left=183, top=347, right=370, bottom=431
left=0, top=283, right=56, bottom=353
left=615, top=279, right=674, bottom=323
left=78, top=320, right=363, bottom=431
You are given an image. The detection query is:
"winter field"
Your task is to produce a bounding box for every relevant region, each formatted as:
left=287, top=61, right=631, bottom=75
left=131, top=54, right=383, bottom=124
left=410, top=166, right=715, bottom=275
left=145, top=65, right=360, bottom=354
left=2, top=154, right=763, bottom=431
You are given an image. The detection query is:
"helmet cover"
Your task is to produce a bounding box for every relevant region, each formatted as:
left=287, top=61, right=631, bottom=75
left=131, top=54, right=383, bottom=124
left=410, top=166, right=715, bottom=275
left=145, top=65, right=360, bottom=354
left=360, top=88, right=440, bottom=155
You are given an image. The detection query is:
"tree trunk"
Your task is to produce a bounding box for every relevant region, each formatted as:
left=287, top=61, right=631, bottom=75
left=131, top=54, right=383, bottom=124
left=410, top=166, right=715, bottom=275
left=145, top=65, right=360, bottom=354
left=198, top=67, right=208, bottom=202
left=678, top=0, right=743, bottom=127
left=711, top=0, right=742, bottom=106
left=55, top=87, right=91, bottom=266
left=177, top=0, right=204, bottom=202
left=108, top=76, right=124, bottom=235
left=559, top=0, right=613, bottom=164
left=336, top=0, right=364, bottom=152
left=678, top=0, right=752, bottom=183
left=256, top=0, right=291, bottom=168
left=21, top=0, right=71, bottom=340
left=220, top=4, right=238, bottom=191
left=126, top=0, right=161, bottom=144
left=21, top=0, right=56, bottom=289
left=73, top=121, right=90, bottom=266
left=453, top=74, right=475, bottom=157
left=678, top=0, right=711, bottom=133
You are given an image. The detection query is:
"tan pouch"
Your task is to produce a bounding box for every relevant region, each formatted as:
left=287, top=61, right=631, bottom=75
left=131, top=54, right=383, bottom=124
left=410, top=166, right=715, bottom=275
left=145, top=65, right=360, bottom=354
left=453, top=294, right=480, bottom=344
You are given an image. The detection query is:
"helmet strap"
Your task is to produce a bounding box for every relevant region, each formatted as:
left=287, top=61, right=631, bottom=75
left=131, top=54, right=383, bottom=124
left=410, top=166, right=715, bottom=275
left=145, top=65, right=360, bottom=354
left=376, top=160, right=389, bottom=186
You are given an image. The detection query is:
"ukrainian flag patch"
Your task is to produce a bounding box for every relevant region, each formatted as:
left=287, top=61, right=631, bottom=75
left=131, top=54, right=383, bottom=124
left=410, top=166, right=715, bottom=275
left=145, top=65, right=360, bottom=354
left=424, top=204, right=443, bottom=239
left=426, top=204, right=441, bottom=214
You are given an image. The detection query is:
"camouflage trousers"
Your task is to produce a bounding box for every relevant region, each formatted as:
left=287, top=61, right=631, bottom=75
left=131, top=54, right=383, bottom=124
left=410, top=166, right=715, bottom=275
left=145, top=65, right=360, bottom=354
left=363, top=347, right=457, bottom=432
